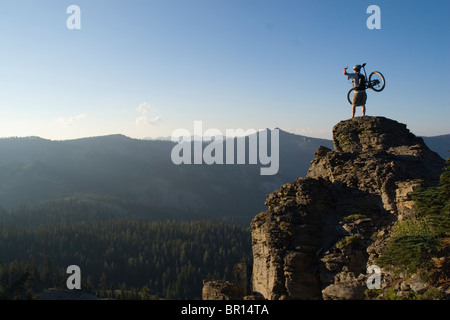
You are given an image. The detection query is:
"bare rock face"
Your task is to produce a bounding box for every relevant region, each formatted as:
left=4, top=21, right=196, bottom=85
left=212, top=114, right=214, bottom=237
left=250, top=117, right=445, bottom=300
left=307, top=117, right=443, bottom=219
left=232, top=262, right=253, bottom=294
left=202, top=280, right=246, bottom=300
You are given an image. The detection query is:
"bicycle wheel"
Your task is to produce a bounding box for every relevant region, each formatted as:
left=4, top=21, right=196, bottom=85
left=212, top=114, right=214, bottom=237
left=347, top=87, right=356, bottom=105
left=368, top=71, right=385, bottom=92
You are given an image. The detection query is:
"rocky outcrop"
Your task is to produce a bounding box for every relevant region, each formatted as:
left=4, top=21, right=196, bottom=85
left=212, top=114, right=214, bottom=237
left=232, top=262, right=253, bottom=294
left=202, top=262, right=264, bottom=300
left=202, top=280, right=247, bottom=300
left=307, top=117, right=443, bottom=219
left=250, top=117, right=445, bottom=300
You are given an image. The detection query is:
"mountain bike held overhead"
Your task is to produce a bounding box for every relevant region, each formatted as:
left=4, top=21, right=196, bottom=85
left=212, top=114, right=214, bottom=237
left=343, top=63, right=385, bottom=118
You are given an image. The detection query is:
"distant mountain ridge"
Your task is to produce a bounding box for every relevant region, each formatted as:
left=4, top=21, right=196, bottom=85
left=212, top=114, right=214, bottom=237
left=422, top=134, right=450, bottom=160
left=0, top=130, right=330, bottom=221
left=0, top=129, right=447, bottom=221
left=144, top=132, right=449, bottom=160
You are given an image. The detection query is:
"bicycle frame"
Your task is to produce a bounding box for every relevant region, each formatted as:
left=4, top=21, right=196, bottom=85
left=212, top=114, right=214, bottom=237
left=360, top=63, right=369, bottom=88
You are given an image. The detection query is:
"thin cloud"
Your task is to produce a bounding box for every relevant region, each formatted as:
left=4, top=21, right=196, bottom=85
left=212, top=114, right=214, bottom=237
left=136, top=102, right=163, bottom=126
left=137, top=102, right=151, bottom=115
left=148, top=115, right=163, bottom=125
left=136, top=115, right=163, bottom=126
left=55, top=114, right=86, bottom=127
left=136, top=116, right=146, bottom=125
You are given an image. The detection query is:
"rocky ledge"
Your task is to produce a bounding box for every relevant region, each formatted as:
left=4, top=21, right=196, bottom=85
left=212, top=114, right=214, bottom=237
left=203, top=116, right=446, bottom=300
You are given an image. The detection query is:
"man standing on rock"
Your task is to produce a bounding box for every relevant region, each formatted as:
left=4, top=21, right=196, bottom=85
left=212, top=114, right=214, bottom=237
left=344, top=65, right=367, bottom=118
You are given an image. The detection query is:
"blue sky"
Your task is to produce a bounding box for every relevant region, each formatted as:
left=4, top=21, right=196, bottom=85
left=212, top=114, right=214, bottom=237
left=0, top=0, right=448, bottom=140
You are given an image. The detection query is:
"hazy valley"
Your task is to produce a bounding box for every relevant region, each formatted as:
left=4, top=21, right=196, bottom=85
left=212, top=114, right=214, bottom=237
left=0, top=128, right=448, bottom=299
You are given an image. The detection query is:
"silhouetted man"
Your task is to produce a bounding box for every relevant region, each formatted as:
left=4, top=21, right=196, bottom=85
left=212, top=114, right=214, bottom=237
left=344, top=65, right=366, bottom=118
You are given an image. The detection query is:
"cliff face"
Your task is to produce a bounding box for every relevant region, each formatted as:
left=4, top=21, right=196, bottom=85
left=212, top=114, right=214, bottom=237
left=250, top=116, right=445, bottom=300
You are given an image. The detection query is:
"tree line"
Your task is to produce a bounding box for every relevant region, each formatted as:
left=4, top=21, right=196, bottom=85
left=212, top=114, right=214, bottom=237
left=0, top=201, right=252, bottom=300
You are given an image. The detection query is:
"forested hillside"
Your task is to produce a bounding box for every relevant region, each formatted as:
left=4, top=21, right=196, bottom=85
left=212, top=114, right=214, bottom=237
left=0, top=131, right=332, bottom=300
left=0, top=200, right=252, bottom=300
